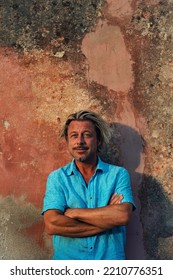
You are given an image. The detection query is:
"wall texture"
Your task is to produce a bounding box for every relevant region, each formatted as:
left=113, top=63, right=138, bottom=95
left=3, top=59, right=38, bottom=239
left=0, top=0, right=172, bottom=259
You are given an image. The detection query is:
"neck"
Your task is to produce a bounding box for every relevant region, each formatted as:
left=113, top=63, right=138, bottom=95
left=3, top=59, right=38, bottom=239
left=75, top=156, right=98, bottom=175
left=75, top=159, right=97, bottom=185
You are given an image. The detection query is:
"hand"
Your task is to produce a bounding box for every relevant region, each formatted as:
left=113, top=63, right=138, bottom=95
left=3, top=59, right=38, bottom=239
left=64, top=208, right=76, bottom=219
left=109, top=193, right=123, bottom=205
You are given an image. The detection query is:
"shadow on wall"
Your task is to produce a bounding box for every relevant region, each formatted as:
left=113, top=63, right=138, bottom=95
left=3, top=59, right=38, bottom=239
left=100, top=123, right=173, bottom=260
left=139, top=175, right=173, bottom=260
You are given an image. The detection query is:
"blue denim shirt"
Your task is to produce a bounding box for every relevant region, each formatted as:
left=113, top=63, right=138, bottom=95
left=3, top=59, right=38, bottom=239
left=42, top=157, right=136, bottom=260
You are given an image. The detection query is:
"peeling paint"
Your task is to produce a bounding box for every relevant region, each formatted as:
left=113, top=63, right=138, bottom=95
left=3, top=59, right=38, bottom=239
left=3, top=120, right=10, bottom=130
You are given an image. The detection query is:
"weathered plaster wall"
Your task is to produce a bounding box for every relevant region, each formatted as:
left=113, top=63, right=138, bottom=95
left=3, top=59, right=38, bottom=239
left=0, top=0, right=172, bottom=259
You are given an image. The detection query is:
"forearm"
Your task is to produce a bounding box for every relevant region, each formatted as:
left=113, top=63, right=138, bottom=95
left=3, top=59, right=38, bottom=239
left=65, top=203, right=132, bottom=229
left=44, top=210, right=105, bottom=237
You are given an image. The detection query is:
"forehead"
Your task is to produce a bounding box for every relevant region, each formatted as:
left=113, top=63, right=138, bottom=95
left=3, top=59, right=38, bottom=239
left=68, top=120, right=96, bottom=133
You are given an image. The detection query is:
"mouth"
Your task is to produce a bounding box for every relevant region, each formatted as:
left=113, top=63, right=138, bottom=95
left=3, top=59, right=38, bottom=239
left=73, top=146, right=88, bottom=151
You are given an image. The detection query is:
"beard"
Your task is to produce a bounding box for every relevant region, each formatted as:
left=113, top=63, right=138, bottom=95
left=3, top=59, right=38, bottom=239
left=72, top=147, right=92, bottom=163
left=78, top=156, right=87, bottom=162
left=74, top=154, right=89, bottom=163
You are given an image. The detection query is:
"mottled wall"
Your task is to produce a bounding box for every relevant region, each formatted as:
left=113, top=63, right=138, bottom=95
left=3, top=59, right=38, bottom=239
left=0, top=0, right=172, bottom=260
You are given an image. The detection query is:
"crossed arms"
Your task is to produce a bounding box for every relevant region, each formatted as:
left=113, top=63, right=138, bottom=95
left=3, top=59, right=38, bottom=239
left=44, top=194, right=133, bottom=238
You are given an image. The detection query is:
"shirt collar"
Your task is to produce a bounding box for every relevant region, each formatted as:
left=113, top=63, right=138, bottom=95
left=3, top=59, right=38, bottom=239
left=66, top=156, right=104, bottom=176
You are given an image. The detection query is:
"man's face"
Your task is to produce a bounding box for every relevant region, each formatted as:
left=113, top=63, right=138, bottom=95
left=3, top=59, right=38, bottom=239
left=67, top=120, right=99, bottom=163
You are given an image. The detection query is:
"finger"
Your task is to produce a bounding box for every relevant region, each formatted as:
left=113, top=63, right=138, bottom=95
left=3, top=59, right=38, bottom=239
left=110, top=193, right=117, bottom=201
left=110, top=194, right=123, bottom=205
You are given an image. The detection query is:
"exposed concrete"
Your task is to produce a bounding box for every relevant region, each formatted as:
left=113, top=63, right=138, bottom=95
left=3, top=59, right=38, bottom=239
left=126, top=0, right=173, bottom=259
left=0, top=195, right=50, bottom=259
left=0, top=0, right=173, bottom=260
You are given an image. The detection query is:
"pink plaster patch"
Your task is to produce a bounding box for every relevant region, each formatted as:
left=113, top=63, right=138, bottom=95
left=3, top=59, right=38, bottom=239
left=82, top=21, right=134, bottom=92
left=106, top=0, right=133, bottom=18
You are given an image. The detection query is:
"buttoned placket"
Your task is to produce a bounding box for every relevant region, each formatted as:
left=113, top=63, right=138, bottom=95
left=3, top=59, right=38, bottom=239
left=75, top=170, right=96, bottom=257
left=87, top=176, right=95, bottom=256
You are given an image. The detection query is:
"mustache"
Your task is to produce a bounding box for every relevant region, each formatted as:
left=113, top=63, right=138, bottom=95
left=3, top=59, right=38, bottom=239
left=73, top=145, right=89, bottom=150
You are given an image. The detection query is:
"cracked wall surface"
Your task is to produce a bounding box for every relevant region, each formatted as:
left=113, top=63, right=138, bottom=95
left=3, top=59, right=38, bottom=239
left=0, top=0, right=172, bottom=259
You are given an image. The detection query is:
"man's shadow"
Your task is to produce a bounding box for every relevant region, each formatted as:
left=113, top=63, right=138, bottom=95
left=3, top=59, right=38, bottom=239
left=99, top=123, right=173, bottom=260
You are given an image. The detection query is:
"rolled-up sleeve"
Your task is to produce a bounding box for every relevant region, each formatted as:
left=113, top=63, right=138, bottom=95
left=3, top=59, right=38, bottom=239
left=115, top=168, right=136, bottom=210
left=41, top=171, right=67, bottom=215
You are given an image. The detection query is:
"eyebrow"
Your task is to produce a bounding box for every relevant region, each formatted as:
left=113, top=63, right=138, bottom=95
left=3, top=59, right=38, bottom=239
left=69, top=130, right=93, bottom=135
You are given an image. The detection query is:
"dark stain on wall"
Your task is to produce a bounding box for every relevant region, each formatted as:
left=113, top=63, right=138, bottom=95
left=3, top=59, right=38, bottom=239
left=0, top=0, right=104, bottom=51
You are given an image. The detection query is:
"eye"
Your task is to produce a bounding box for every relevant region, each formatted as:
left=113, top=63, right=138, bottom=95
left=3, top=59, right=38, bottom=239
left=70, top=134, right=78, bottom=138
left=84, top=133, right=92, bottom=138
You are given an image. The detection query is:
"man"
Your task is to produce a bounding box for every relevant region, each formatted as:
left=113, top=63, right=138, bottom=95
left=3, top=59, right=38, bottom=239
left=42, top=110, right=136, bottom=260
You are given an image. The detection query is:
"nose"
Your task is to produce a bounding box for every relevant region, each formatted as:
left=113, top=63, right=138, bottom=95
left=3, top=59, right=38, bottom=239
left=77, top=134, right=85, bottom=145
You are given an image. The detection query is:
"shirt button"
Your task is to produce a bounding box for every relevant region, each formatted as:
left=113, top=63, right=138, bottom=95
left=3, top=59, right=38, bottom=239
left=90, top=247, right=93, bottom=250
left=90, top=196, right=92, bottom=199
